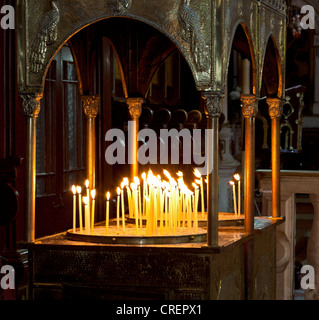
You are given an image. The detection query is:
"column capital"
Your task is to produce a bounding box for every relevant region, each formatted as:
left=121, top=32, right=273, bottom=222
left=126, top=97, right=144, bottom=119
left=81, top=95, right=101, bottom=118
left=20, top=92, right=43, bottom=118
left=266, top=97, right=282, bottom=119
left=241, top=94, right=258, bottom=118
left=201, top=91, right=224, bottom=118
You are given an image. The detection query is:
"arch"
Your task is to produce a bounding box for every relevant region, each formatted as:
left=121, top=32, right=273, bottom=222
left=226, top=21, right=257, bottom=95
left=38, top=15, right=203, bottom=95
left=261, top=35, right=283, bottom=98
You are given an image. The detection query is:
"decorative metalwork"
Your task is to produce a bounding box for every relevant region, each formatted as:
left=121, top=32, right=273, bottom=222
left=241, top=95, right=258, bottom=118
left=20, top=93, right=43, bottom=118
left=178, top=0, right=208, bottom=72
left=106, top=0, right=132, bottom=14
left=201, top=92, right=223, bottom=118
left=126, top=97, right=144, bottom=119
left=30, top=0, right=60, bottom=74
left=267, top=97, right=282, bottom=119
left=81, top=95, right=101, bottom=118
left=261, top=0, right=287, bottom=14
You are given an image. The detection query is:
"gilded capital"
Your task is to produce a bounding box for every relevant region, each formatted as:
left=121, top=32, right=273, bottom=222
left=20, top=92, right=43, bottom=118
left=201, top=91, right=224, bottom=118
left=267, top=98, right=282, bottom=119
left=81, top=95, right=101, bottom=118
left=126, top=97, right=144, bottom=119
left=241, top=94, right=258, bottom=118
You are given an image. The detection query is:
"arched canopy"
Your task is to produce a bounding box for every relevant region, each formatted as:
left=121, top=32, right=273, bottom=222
left=261, top=35, right=283, bottom=98
left=17, top=0, right=213, bottom=94
left=228, top=22, right=257, bottom=95
left=17, top=0, right=287, bottom=97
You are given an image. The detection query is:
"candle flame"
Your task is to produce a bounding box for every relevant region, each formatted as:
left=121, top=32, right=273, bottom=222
left=117, top=187, right=121, bottom=195
left=193, top=169, right=201, bottom=178
left=123, top=178, right=129, bottom=187
left=163, top=170, right=171, bottom=179
left=192, top=182, right=199, bottom=189
left=77, top=186, right=82, bottom=194
left=142, top=172, right=146, bottom=180
left=106, top=192, right=110, bottom=201
left=176, top=171, right=183, bottom=177
left=83, top=196, right=89, bottom=205
left=85, top=179, right=89, bottom=188
left=91, top=189, right=96, bottom=199
left=195, top=179, right=201, bottom=185
left=229, top=181, right=235, bottom=186
left=72, top=185, right=77, bottom=195
left=234, top=174, right=240, bottom=181
left=134, top=177, right=140, bottom=185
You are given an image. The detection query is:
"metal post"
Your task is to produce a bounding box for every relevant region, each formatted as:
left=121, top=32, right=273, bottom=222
left=20, top=92, right=43, bottom=242
left=267, top=98, right=282, bottom=218
left=202, top=91, right=223, bottom=247
left=241, top=94, right=258, bottom=233
left=82, top=95, right=100, bottom=190
left=126, top=97, right=144, bottom=182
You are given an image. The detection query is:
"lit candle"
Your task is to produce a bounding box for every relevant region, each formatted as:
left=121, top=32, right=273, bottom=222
left=124, top=178, right=132, bottom=218
left=131, top=183, right=139, bottom=234
left=116, top=187, right=120, bottom=228
left=72, top=185, right=77, bottom=232
left=230, top=181, right=237, bottom=217
left=83, top=196, right=90, bottom=234
left=142, top=172, right=147, bottom=216
left=194, top=169, right=205, bottom=218
left=77, top=186, right=83, bottom=233
left=106, top=192, right=110, bottom=235
left=85, top=179, right=90, bottom=216
left=195, top=186, right=199, bottom=232
left=120, top=182, right=126, bottom=230
left=234, top=174, right=241, bottom=216
left=91, top=189, right=96, bottom=233
left=145, top=196, right=150, bottom=236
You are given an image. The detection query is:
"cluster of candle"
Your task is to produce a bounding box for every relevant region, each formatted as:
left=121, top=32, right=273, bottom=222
left=229, top=174, right=241, bottom=217
left=71, top=180, right=96, bottom=234
left=113, top=169, right=207, bottom=236
left=71, top=169, right=207, bottom=237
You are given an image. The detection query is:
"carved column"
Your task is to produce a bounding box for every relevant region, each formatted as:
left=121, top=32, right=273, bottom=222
left=241, top=94, right=258, bottom=233
left=20, top=92, right=43, bottom=242
left=201, top=91, right=223, bottom=247
left=82, top=95, right=100, bottom=190
left=267, top=98, right=282, bottom=218
left=126, top=97, right=143, bottom=182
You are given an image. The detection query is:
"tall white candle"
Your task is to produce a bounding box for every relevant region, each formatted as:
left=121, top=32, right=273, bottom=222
left=194, top=169, right=205, bottom=218
left=106, top=192, right=110, bottom=235
left=116, top=187, right=120, bottom=228
left=83, top=196, right=90, bottom=234
left=142, top=172, right=147, bottom=216
left=230, top=181, right=237, bottom=216
left=72, top=185, right=77, bottom=232
left=120, top=183, right=125, bottom=230
left=77, top=186, right=83, bottom=233
left=234, top=174, right=241, bottom=216
left=85, top=179, right=90, bottom=220
left=91, top=189, right=96, bottom=233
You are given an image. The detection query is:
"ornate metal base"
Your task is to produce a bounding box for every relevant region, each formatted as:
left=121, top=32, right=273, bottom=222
left=67, top=225, right=207, bottom=245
